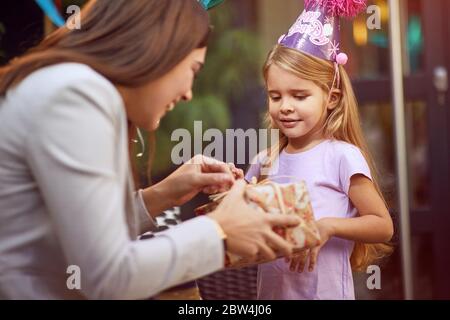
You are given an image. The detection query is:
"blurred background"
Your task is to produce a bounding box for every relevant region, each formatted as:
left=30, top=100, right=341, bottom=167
left=1, top=0, right=449, bottom=299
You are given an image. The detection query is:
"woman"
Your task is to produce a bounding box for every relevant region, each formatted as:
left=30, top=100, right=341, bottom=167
left=0, top=0, right=300, bottom=299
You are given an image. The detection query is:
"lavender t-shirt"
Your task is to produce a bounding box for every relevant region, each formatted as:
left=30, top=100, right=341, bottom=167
left=245, top=139, right=372, bottom=300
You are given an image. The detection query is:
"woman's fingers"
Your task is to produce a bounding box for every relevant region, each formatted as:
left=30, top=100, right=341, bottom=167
left=187, top=157, right=243, bottom=193
left=264, top=230, right=293, bottom=257
left=227, top=162, right=237, bottom=173
left=229, top=242, right=258, bottom=261
left=235, top=238, right=277, bottom=262
left=193, top=158, right=241, bottom=193
left=228, top=163, right=244, bottom=180
left=195, top=173, right=234, bottom=190
left=222, top=179, right=247, bottom=201
left=206, top=162, right=234, bottom=178
left=202, top=186, right=219, bottom=194
left=202, top=157, right=234, bottom=177
left=257, top=242, right=277, bottom=261
left=266, top=214, right=301, bottom=229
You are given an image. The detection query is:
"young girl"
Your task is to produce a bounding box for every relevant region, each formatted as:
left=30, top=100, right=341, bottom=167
left=245, top=0, right=394, bottom=300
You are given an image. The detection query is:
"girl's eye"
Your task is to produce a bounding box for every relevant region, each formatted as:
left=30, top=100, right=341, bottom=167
left=294, top=96, right=307, bottom=101
left=269, top=96, right=281, bottom=102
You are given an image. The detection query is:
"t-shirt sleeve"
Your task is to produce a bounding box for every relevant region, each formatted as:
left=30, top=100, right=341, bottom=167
left=245, top=161, right=261, bottom=183
left=244, top=150, right=267, bottom=183
left=339, top=145, right=372, bottom=196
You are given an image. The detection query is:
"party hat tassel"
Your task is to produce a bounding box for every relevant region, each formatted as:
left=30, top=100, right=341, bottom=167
left=305, top=0, right=367, bottom=18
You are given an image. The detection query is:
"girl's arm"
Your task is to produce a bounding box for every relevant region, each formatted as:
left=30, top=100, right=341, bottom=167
left=323, top=174, right=394, bottom=243
left=288, top=174, right=394, bottom=273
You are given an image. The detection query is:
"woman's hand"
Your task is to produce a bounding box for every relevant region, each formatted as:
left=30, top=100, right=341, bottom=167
left=203, top=162, right=244, bottom=194
left=286, top=218, right=335, bottom=272
left=142, top=155, right=240, bottom=217
left=228, top=162, right=244, bottom=180
left=208, top=180, right=301, bottom=262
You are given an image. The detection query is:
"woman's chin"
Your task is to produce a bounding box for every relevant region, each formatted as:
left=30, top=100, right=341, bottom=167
left=150, top=120, right=160, bottom=131
left=148, top=115, right=164, bottom=131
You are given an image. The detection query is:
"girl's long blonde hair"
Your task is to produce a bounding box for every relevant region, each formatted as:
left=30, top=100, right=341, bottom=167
left=261, top=45, right=393, bottom=272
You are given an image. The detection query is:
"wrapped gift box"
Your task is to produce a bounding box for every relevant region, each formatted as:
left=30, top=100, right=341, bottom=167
left=195, top=179, right=321, bottom=268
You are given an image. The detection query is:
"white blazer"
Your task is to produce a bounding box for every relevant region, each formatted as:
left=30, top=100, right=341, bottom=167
left=0, top=63, right=224, bottom=299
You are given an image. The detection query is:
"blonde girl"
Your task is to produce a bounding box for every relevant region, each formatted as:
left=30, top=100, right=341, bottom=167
left=245, top=44, right=394, bottom=299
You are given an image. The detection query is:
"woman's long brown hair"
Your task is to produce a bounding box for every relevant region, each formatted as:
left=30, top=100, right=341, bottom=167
left=0, top=0, right=210, bottom=187
left=0, top=0, right=210, bottom=92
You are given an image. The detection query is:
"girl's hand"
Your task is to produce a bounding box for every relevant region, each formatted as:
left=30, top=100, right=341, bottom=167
left=208, top=180, right=301, bottom=261
left=142, top=155, right=236, bottom=216
left=286, top=218, right=335, bottom=272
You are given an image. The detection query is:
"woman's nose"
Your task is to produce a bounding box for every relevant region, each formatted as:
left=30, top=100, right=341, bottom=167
left=182, top=90, right=193, bottom=102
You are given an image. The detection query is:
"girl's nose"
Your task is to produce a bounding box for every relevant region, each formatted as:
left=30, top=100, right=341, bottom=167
left=280, top=103, right=294, bottom=114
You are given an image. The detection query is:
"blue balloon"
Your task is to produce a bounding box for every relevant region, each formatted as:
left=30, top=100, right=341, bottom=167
left=198, top=0, right=225, bottom=10
left=35, top=0, right=65, bottom=27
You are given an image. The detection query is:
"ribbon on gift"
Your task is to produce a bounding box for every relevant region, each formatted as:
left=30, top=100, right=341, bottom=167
left=209, top=175, right=300, bottom=208
left=208, top=176, right=320, bottom=236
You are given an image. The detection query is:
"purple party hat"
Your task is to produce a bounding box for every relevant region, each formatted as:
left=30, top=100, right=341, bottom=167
left=278, top=0, right=367, bottom=65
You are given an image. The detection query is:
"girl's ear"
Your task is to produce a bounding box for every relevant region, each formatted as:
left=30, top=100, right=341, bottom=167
left=327, top=89, right=341, bottom=111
